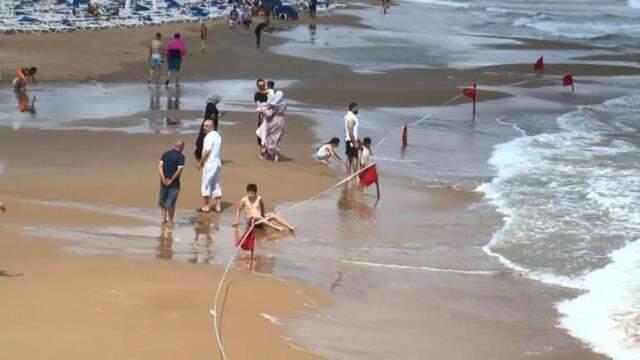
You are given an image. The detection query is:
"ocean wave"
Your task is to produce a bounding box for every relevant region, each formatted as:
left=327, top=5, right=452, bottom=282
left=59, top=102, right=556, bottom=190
left=479, top=95, right=640, bottom=359
left=512, top=16, right=640, bottom=40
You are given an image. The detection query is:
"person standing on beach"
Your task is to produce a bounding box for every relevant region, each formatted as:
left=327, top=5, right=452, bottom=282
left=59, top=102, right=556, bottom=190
left=158, top=140, right=186, bottom=226
left=255, top=21, right=268, bottom=49
left=254, top=78, right=269, bottom=146
left=200, top=21, right=208, bottom=53
left=148, top=32, right=164, bottom=86
left=195, top=96, right=221, bottom=163
left=259, top=90, right=287, bottom=162
left=309, top=0, right=317, bottom=18
left=165, top=33, right=186, bottom=88
left=344, top=102, right=361, bottom=174
left=0, top=202, right=6, bottom=214
left=198, top=119, right=223, bottom=213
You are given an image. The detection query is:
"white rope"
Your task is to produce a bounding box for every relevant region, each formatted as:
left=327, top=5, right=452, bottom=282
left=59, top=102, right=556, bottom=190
left=210, top=163, right=377, bottom=360
left=373, top=92, right=464, bottom=152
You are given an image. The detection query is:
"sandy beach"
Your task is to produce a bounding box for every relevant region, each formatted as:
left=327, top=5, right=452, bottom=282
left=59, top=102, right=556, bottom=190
left=2, top=1, right=640, bottom=359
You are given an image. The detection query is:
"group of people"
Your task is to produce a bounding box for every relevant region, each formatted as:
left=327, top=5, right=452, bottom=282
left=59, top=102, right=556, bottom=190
left=148, top=32, right=187, bottom=88
left=316, top=102, right=373, bottom=176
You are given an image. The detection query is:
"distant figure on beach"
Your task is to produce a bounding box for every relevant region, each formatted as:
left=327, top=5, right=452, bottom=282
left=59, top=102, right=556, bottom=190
left=148, top=32, right=164, bottom=87
left=195, top=95, right=221, bottom=162
left=12, top=66, right=37, bottom=92
left=254, top=78, right=269, bottom=146
left=344, top=102, right=361, bottom=174
left=382, top=0, right=390, bottom=14
left=258, top=90, right=286, bottom=162
left=198, top=119, right=223, bottom=213
left=309, top=0, right=317, bottom=18
left=255, top=21, right=268, bottom=48
left=316, top=137, right=342, bottom=164
left=157, top=140, right=186, bottom=226
left=0, top=202, right=6, bottom=214
left=16, top=91, right=36, bottom=114
left=266, top=80, right=275, bottom=98
left=232, top=183, right=295, bottom=231
left=165, top=33, right=186, bottom=88
left=229, top=6, right=239, bottom=30
left=199, top=21, right=208, bottom=53
left=241, top=6, right=253, bottom=30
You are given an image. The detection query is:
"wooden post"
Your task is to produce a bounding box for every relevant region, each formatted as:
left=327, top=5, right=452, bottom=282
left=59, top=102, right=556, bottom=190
left=472, top=83, right=477, bottom=118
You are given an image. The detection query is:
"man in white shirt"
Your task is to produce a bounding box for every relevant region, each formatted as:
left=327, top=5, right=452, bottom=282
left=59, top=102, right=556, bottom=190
left=344, top=102, right=361, bottom=174
left=198, top=119, right=223, bottom=212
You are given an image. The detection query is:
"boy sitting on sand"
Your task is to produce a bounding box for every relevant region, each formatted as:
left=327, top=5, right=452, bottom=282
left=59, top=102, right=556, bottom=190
left=232, top=183, right=295, bottom=232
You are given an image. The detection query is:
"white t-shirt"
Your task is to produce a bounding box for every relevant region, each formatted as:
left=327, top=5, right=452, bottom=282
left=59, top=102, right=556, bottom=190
left=360, top=146, right=371, bottom=167
left=203, top=130, right=222, bottom=167
left=344, top=111, right=359, bottom=143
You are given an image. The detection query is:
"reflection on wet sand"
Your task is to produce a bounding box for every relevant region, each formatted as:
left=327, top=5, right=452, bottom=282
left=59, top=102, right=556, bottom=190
left=189, top=213, right=219, bottom=265
left=157, top=226, right=174, bottom=260
left=148, top=87, right=182, bottom=133
left=337, top=182, right=378, bottom=220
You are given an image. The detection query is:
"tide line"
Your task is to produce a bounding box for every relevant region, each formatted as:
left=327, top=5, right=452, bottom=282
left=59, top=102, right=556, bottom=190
left=338, top=259, right=498, bottom=275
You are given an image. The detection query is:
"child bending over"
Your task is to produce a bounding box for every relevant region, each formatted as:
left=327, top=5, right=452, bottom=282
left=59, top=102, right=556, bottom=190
left=233, top=183, right=295, bottom=232
left=315, top=137, right=342, bottom=164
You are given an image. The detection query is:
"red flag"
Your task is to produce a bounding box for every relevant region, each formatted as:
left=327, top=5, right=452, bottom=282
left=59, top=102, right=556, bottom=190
left=401, top=125, right=408, bottom=146
left=359, top=164, right=378, bottom=187
left=235, top=220, right=256, bottom=251
left=563, top=74, right=573, bottom=87
left=462, top=87, right=476, bottom=100
left=534, top=57, right=544, bottom=72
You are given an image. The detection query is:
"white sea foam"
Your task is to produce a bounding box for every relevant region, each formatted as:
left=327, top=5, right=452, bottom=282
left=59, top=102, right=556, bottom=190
left=513, top=17, right=640, bottom=40
left=559, top=239, right=640, bottom=360
left=479, top=95, right=640, bottom=359
left=339, top=259, right=497, bottom=275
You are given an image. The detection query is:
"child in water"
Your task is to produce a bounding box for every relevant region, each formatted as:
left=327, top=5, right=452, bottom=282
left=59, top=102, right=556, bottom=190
left=315, top=137, right=342, bottom=164
left=360, top=137, right=372, bottom=168
left=233, top=183, right=295, bottom=232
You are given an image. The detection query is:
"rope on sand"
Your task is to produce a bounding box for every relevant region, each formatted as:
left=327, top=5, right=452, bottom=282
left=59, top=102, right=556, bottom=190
left=210, top=164, right=376, bottom=360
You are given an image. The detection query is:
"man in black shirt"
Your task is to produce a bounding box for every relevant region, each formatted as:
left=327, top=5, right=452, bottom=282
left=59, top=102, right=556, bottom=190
left=158, top=140, right=186, bottom=226
left=254, top=78, right=269, bottom=146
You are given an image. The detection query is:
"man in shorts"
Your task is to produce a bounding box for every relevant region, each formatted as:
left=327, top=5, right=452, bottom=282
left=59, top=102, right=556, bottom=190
left=158, top=140, right=186, bottom=226
left=165, top=33, right=186, bottom=88
left=344, top=102, right=361, bottom=174
left=148, top=32, right=164, bottom=86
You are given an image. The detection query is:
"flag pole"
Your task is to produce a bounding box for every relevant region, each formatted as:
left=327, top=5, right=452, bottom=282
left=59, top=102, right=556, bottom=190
left=472, top=83, right=477, bottom=119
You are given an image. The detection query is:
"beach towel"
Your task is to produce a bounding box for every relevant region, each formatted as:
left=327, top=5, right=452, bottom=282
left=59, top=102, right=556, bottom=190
left=235, top=220, right=256, bottom=251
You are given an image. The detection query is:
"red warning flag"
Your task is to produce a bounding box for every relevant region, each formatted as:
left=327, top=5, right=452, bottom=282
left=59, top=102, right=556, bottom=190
left=534, top=57, right=544, bottom=72
left=563, top=74, right=574, bottom=87
left=462, top=87, right=476, bottom=100
left=235, top=220, right=256, bottom=251
left=359, top=164, right=378, bottom=187
left=401, top=125, right=408, bottom=146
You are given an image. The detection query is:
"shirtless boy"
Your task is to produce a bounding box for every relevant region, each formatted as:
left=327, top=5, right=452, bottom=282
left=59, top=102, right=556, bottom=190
left=232, top=183, right=295, bottom=232
left=149, top=32, right=164, bottom=86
